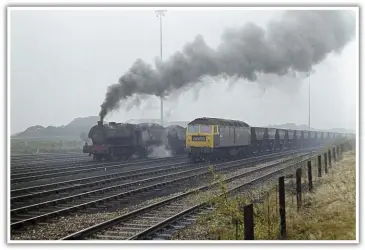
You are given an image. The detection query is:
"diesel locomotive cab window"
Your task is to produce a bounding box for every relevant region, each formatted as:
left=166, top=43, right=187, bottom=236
left=214, top=126, right=218, bottom=134
left=188, top=125, right=199, bottom=133
left=200, top=125, right=212, bottom=133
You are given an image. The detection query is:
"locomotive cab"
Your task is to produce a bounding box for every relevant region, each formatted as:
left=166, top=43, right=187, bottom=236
left=186, top=124, right=216, bottom=162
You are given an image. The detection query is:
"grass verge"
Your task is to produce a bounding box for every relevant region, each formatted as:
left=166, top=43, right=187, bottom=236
left=172, top=150, right=356, bottom=240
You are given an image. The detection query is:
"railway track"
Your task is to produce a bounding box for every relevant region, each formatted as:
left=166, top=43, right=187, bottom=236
left=10, top=155, right=188, bottom=186
left=11, top=158, right=92, bottom=173
left=11, top=151, right=187, bottom=167
left=11, top=152, right=86, bottom=160
left=10, top=161, right=195, bottom=207
left=11, top=160, right=91, bottom=171
left=11, top=153, right=187, bottom=172
left=10, top=147, right=316, bottom=234
left=10, top=154, right=185, bottom=177
left=61, top=148, right=320, bottom=240
left=11, top=153, right=89, bottom=166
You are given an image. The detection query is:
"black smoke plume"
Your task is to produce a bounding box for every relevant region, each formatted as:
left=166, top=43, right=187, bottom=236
left=99, top=10, right=355, bottom=120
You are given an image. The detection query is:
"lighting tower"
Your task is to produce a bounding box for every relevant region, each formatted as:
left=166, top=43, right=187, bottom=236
left=155, top=10, right=166, bottom=126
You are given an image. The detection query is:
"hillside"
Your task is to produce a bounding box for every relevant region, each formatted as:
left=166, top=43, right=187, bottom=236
left=13, top=117, right=355, bottom=140
left=14, top=116, right=100, bottom=140
left=67, top=116, right=100, bottom=128
left=13, top=117, right=190, bottom=140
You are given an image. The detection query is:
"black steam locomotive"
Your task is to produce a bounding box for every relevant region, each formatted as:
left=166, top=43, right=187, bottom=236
left=165, top=125, right=187, bottom=155
left=84, top=121, right=186, bottom=161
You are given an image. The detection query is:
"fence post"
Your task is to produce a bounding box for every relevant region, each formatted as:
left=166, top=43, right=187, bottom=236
left=235, top=219, right=239, bottom=240
left=324, top=152, right=328, bottom=174
left=296, top=168, right=302, bottom=211
left=279, top=176, right=287, bottom=239
left=317, top=155, right=322, bottom=177
left=328, top=149, right=332, bottom=167
left=340, top=143, right=344, bottom=155
left=333, top=147, right=337, bottom=162
left=337, top=146, right=340, bottom=160
left=244, top=204, right=254, bottom=240
left=307, top=160, right=313, bottom=192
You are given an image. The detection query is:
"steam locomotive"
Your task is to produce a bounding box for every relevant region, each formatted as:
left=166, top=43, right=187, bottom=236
left=84, top=121, right=187, bottom=161
left=185, top=117, right=353, bottom=162
left=165, top=125, right=187, bottom=155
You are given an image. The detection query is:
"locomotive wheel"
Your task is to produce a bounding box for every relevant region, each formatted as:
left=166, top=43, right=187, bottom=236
left=95, top=155, right=102, bottom=161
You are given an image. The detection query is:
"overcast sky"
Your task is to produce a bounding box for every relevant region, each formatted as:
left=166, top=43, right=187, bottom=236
left=10, top=8, right=357, bottom=133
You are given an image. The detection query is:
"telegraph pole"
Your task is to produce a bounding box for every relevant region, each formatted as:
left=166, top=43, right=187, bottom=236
left=155, top=10, right=166, bottom=126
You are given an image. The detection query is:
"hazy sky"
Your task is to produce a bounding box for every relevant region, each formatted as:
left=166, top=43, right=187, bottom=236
left=10, top=8, right=357, bottom=133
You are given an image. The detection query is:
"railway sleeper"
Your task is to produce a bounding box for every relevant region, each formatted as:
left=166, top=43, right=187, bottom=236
left=74, top=198, right=100, bottom=203
left=95, top=235, right=127, bottom=240
left=154, top=233, right=172, bottom=239
left=21, top=211, right=46, bottom=217
left=171, top=224, right=186, bottom=230
left=82, top=208, right=103, bottom=213
left=144, top=212, right=175, bottom=217
left=136, top=216, right=164, bottom=221
left=104, top=230, right=135, bottom=236
left=11, top=214, right=33, bottom=219
left=179, top=220, right=195, bottom=226
left=121, top=223, right=151, bottom=227
left=95, top=206, right=109, bottom=210
left=11, top=218, right=26, bottom=223
left=163, top=204, right=182, bottom=209
left=113, top=227, right=141, bottom=232
left=138, top=215, right=167, bottom=220
left=54, top=205, right=74, bottom=210
left=184, top=217, right=198, bottom=222
left=106, top=200, right=128, bottom=206
left=10, top=202, right=27, bottom=209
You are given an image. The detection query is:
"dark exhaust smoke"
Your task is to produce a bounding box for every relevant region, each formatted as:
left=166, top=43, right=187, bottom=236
left=99, top=10, right=355, bottom=120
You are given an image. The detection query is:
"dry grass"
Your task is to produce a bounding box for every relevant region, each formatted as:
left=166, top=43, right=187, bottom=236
left=172, top=150, right=356, bottom=240
left=286, top=150, right=356, bottom=240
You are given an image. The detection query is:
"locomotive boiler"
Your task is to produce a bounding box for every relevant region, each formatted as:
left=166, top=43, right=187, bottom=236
left=87, top=121, right=145, bottom=161
left=165, top=125, right=187, bottom=155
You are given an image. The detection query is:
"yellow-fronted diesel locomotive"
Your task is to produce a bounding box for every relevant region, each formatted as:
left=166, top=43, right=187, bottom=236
left=186, top=118, right=251, bottom=162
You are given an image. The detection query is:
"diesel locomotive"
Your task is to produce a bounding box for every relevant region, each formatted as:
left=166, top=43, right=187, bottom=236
left=185, top=117, right=350, bottom=162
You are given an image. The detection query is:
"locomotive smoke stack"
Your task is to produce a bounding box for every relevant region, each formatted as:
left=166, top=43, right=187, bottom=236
left=99, top=10, right=355, bottom=118
left=98, top=120, right=103, bottom=126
